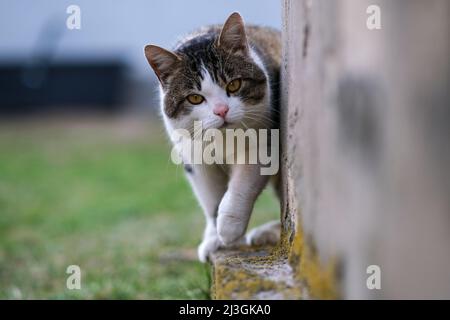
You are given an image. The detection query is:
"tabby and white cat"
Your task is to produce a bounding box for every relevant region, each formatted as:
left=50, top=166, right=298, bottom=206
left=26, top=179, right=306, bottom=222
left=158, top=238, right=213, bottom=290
left=144, top=12, right=282, bottom=262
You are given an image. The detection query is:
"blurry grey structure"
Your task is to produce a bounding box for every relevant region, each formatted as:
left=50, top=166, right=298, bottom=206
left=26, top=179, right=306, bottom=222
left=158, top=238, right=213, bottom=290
left=281, top=0, right=450, bottom=298
left=0, top=0, right=281, bottom=114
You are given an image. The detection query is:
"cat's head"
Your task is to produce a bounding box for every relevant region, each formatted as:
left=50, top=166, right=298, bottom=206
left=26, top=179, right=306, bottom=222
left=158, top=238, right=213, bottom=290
left=144, top=12, right=270, bottom=134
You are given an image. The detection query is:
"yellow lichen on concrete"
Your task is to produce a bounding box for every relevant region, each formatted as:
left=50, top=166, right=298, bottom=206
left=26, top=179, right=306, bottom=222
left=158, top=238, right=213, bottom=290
left=213, top=265, right=277, bottom=300
left=210, top=222, right=338, bottom=299
left=211, top=246, right=303, bottom=300
left=289, top=220, right=339, bottom=299
left=210, top=181, right=338, bottom=300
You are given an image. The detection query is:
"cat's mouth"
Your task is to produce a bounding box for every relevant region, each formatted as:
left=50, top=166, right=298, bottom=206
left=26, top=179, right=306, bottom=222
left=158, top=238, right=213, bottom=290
left=219, top=121, right=230, bottom=128
left=219, top=121, right=240, bottom=129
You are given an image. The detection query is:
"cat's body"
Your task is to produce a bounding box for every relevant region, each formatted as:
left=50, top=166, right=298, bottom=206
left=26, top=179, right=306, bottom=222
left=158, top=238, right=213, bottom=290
left=145, top=13, right=282, bottom=262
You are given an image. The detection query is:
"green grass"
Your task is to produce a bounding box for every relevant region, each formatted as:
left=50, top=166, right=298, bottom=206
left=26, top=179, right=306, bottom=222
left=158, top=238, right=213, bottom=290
left=0, top=116, right=279, bottom=299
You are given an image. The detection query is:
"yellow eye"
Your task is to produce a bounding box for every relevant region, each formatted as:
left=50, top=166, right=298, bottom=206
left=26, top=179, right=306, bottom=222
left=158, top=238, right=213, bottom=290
left=186, top=94, right=205, bottom=105
left=226, top=79, right=242, bottom=94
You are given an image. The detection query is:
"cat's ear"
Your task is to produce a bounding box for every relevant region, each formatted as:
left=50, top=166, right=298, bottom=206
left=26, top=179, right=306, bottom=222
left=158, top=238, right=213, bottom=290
left=144, top=45, right=181, bottom=84
left=217, top=12, right=249, bottom=55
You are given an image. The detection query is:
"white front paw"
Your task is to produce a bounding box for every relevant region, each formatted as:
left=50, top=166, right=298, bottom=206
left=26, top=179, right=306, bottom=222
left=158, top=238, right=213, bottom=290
left=217, top=214, right=248, bottom=245
left=216, top=191, right=251, bottom=245
left=197, top=235, right=221, bottom=263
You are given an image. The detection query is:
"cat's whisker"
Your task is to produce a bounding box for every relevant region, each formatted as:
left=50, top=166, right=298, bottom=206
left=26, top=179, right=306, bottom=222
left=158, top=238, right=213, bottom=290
left=240, top=121, right=249, bottom=130
left=242, top=115, right=273, bottom=127
left=242, top=113, right=277, bottom=125
left=245, top=110, right=276, bottom=120
left=228, top=110, right=276, bottom=128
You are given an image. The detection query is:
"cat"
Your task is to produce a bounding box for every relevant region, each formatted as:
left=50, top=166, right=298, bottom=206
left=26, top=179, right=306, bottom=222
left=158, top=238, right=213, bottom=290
left=144, top=12, right=282, bottom=262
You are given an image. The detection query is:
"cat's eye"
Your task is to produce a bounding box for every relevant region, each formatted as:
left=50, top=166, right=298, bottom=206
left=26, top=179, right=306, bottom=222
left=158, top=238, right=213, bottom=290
left=186, top=94, right=205, bottom=105
left=226, top=78, right=242, bottom=94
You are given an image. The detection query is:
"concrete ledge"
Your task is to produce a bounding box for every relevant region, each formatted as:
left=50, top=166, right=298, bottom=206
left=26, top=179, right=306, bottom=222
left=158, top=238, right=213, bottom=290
left=210, top=245, right=302, bottom=300
left=210, top=230, right=338, bottom=300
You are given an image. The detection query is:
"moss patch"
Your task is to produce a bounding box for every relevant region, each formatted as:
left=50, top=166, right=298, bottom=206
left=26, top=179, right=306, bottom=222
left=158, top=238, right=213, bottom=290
left=289, top=221, right=339, bottom=299
left=211, top=246, right=302, bottom=300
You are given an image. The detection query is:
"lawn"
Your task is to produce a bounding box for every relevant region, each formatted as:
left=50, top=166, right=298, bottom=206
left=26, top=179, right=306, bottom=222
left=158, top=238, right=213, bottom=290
left=0, top=116, right=279, bottom=299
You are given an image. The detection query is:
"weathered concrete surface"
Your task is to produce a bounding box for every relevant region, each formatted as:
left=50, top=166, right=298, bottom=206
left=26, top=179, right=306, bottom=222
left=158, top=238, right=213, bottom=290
left=211, top=246, right=302, bottom=300
left=282, top=0, right=450, bottom=299
left=211, top=0, right=450, bottom=299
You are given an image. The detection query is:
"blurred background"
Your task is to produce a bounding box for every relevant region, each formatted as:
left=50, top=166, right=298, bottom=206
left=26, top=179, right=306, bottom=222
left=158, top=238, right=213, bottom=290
left=0, top=0, right=281, bottom=299
left=0, top=0, right=281, bottom=114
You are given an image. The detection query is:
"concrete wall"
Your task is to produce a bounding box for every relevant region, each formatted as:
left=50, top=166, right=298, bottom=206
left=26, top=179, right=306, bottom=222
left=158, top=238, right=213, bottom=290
left=281, top=0, right=450, bottom=298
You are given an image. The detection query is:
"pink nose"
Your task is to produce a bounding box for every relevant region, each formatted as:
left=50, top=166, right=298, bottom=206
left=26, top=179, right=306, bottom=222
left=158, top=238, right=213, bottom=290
left=213, top=104, right=229, bottom=119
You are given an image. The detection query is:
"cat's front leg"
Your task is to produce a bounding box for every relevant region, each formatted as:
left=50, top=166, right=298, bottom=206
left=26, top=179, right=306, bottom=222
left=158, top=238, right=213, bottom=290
left=185, top=163, right=227, bottom=262
left=217, top=164, right=269, bottom=245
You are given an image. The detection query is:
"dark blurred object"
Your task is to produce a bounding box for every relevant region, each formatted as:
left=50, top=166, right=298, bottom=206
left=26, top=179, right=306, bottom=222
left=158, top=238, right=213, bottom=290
left=0, top=15, right=126, bottom=115
left=0, top=60, right=126, bottom=114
